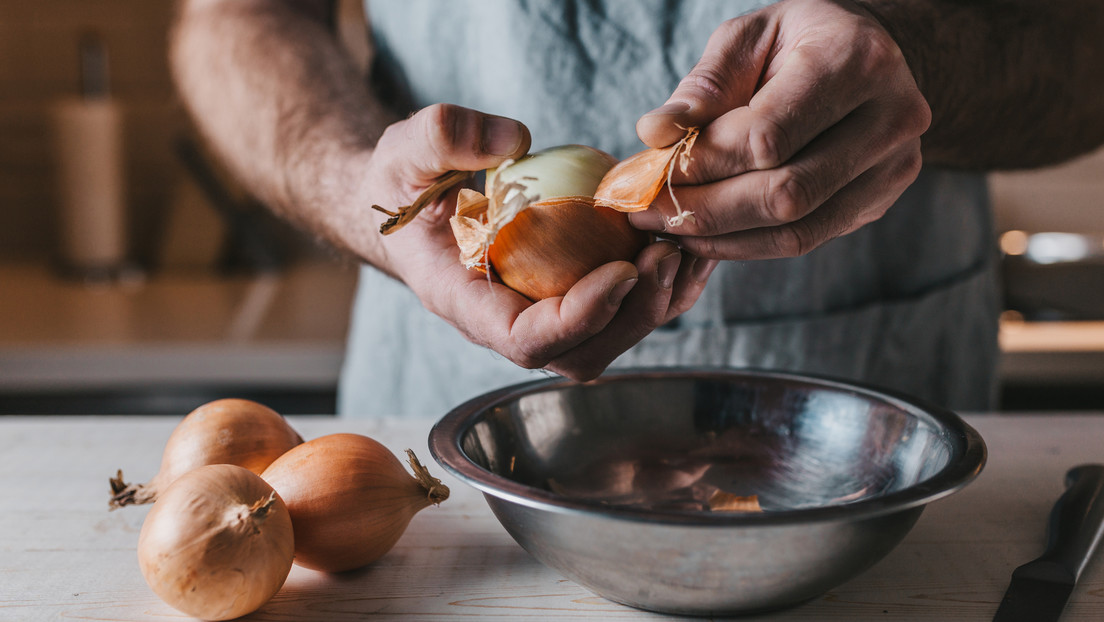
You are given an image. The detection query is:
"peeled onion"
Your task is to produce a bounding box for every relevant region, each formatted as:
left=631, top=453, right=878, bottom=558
left=137, top=464, right=295, bottom=620
left=261, top=433, right=449, bottom=573
left=447, top=145, right=649, bottom=300
left=110, top=398, right=303, bottom=508
left=373, top=129, right=698, bottom=300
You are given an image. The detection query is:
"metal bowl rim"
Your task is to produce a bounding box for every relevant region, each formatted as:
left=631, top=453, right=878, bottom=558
left=428, top=367, right=987, bottom=526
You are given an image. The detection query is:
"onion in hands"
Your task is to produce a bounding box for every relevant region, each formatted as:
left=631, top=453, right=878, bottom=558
left=110, top=398, right=303, bottom=508
left=137, top=464, right=295, bottom=621
left=261, top=433, right=449, bottom=572
left=372, top=129, right=698, bottom=300
left=452, top=145, right=650, bottom=300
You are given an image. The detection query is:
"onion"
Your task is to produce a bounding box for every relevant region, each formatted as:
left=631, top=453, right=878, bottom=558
left=373, top=129, right=698, bottom=300
left=137, top=464, right=295, bottom=620
left=450, top=145, right=651, bottom=300
left=260, top=433, right=449, bottom=573
left=110, top=398, right=303, bottom=508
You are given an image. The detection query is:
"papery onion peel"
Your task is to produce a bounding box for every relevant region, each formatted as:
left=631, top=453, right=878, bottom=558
left=371, top=128, right=698, bottom=301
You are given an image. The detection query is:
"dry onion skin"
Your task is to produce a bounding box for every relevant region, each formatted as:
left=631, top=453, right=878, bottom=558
left=261, top=433, right=450, bottom=573
left=452, top=145, right=650, bottom=300
left=137, top=464, right=295, bottom=621
left=708, top=491, right=763, bottom=513
left=371, top=129, right=698, bottom=301
left=593, top=127, right=699, bottom=226
left=110, top=398, right=303, bottom=509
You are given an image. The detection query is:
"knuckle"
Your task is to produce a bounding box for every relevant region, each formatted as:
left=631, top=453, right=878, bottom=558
left=505, top=331, right=553, bottom=371
left=570, top=364, right=606, bottom=383
left=421, top=103, right=466, bottom=158
left=900, top=142, right=924, bottom=181
left=886, top=95, right=932, bottom=141
left=511, top=348, right=549, bottom=371
left=859, top=28, right=903, bottom=75
left=852, top=197, right=892, bottom=232
left=901, top=91, right=933, bottom=135
left=865, top=201, right=893, bottom=226
left=748, top=116, right=792, bottom=170
left=673, top=200, right=716, bottom=235
left=683, top=235, right=729, bottom=261
left=768, top=221, right=819, bottom=258
left=679, top=65, right=727, bottom=103
left=377, top=121, right=405, bottom=153
left=547, top=357, right=606, bottom=383
left=765, top=169, right=816, bottom=224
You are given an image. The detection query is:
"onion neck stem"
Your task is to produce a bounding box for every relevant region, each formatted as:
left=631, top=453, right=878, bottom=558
left=372, top=170, right=472, bottom=235
left=406, top=449, right=450, bottom=505
left=248, top=492, right=278, bottom=522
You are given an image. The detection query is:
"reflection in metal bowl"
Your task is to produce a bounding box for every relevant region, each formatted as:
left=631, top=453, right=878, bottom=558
left=429, top=368, right=986, bottom=616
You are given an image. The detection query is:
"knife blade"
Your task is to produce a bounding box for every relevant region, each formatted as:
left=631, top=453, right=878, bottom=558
left=992, top=464, right=1104, bottom=622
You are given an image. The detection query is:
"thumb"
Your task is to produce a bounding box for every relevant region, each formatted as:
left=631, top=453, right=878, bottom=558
left=636, top=16, right=771, bottom=148
left=400, top=103, right=531, bottom=180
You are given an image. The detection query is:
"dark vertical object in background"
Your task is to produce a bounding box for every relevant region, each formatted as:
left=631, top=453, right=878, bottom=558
left=52, top=32, right=135, bottom=282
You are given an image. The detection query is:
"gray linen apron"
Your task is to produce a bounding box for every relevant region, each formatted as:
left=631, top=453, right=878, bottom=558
left=340, top=0, right=1001, bottom=416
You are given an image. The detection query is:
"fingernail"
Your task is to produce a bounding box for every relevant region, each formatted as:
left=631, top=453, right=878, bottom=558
left=483, top=116, right=524, bottom=156
left=607, top=277, right=638, bottom=306
left=657, top=251, right=682, bottom=289
left=692, top=258, right=719, bottom=283
left=645, top=101, right=691, bottom=118
left=628, top=209, right=664, bottom=231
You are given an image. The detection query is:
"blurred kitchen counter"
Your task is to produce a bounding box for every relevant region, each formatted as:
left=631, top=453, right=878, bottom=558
left=3, top=258, right=1103, bottom=412
left=0, top=258, right=358, bottom=413
left=999, top=317, right=1104, bottom=383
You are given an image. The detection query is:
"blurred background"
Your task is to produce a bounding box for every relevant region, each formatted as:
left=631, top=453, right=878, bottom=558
left=1, top=1, right=358, bottom=415
left=1, top=2, right=1102, bottom=415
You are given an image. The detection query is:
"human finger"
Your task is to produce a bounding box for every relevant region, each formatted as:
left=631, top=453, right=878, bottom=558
left=737, top=26, right=927, bottom=172
left=544, top=241, right=683, bottom=380
left=674, top=139, right=922, bottom=260
left=635, top=14, right=773, bottom=148
left=376, top=103, right=531, bottom=182
left=465, top=260, right=641, bottom=372
left=664, top=255, right=718, bottom=323
left=631, top=99, right=925, bottom=236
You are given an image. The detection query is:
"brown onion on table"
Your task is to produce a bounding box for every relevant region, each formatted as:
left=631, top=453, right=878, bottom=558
left=261, top=433, right=449, bottom=573
left=109, top=398, right=303, bottom=508
left=137, top=464, right=295, bottom=621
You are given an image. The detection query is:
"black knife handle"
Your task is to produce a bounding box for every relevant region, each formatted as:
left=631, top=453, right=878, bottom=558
left=1039, top=464, right=1104, bottom=580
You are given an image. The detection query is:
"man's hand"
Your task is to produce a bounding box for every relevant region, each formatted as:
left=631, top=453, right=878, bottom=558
left=634, top=0, right=930, bottom=261
left=365, top=104, right=717, bottom=381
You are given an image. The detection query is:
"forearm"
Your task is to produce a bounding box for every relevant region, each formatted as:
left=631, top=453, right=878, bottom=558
left=170, top=0, right=398, bottom=265
left=856, top=0, right=1104, bottom=170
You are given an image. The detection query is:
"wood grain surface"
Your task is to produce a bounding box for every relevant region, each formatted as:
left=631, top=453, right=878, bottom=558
left=2, top=413, right=1103, bottom=621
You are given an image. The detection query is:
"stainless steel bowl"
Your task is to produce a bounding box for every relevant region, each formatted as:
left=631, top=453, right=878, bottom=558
left=429, top=368, right=986, bottom=616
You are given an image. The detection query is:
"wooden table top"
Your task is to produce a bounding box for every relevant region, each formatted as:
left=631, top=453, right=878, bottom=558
left=2, top=413, right=1103, bottom=621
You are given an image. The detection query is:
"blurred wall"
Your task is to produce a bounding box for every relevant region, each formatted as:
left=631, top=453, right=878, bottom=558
left=990, top=146, right=1104, bottom=234
left=1, top=2, right=1101, bottom=268
left=0, top=1, right=184, bottom=263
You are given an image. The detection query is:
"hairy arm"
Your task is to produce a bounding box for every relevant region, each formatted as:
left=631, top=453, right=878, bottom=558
left=857, top=0, right=1104, bottom=170
left=170, top=0, right=401, bottom=268
left=169, top=0, right=715, bottom=382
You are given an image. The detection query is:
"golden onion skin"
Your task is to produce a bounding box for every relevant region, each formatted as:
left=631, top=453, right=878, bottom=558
left=137, top=465, right=294, bottom=621
left=488, top=197, right=650, bottom=301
